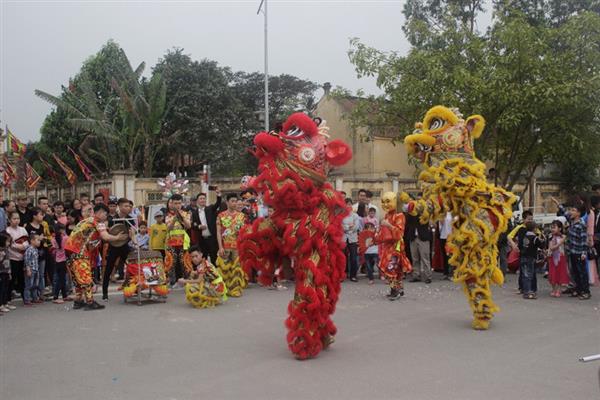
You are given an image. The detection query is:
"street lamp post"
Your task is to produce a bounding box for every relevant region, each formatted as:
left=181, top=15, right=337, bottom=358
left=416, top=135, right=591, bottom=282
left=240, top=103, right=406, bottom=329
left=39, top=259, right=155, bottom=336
left=257, top=0, right=269, bottom=132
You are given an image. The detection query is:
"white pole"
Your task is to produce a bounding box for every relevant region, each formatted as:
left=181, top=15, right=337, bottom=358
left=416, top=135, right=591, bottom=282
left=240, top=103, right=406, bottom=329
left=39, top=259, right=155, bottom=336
left=258, top=0, right=269, bottom=132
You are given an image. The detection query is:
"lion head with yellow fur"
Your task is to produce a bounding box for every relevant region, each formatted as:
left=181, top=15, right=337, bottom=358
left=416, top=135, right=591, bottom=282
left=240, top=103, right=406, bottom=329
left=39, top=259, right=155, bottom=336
left=404, top=106, right=485, bottom=165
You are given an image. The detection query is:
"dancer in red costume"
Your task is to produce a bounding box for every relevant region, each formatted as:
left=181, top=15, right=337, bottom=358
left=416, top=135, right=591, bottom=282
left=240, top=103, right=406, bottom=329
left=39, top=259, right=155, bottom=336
left=376, top=192, right=412, bottom=300
left=238, top=113, right=352, bottom=360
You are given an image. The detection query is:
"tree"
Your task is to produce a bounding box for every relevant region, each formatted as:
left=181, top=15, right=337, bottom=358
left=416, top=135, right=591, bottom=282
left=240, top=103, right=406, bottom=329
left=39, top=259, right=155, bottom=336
left=347, top=1, right=600, bottom=193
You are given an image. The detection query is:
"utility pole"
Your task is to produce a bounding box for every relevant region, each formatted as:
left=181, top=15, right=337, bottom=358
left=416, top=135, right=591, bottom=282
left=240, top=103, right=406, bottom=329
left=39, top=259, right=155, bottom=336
left=257, top=0, right=269, bottom=131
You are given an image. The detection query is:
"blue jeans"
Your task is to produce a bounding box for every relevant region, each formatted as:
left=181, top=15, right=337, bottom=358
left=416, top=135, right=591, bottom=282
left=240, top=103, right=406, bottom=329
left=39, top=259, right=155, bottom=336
left=520, top=256, right=537, bottom=294
left=37, top=259, right=46, bottom=293
left=24, top=270, right=40, bottom=302
left=364, top=253, right=378, bottom=280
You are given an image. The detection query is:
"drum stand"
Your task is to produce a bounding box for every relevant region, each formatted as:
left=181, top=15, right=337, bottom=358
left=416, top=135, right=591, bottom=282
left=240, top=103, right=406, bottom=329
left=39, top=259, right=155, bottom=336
left=112, top=217, right=166, bottom=306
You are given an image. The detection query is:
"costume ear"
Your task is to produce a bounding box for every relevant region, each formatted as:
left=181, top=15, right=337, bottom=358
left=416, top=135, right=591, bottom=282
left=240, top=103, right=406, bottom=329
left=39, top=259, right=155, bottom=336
left=466, top=115, right=485, bottom=139
left=326, top=140, right=352, bottom=166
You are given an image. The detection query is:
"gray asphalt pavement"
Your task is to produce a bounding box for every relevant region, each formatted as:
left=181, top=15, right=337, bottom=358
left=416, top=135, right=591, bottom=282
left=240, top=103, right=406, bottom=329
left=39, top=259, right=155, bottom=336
left=1, top=274, right=599, bottom=400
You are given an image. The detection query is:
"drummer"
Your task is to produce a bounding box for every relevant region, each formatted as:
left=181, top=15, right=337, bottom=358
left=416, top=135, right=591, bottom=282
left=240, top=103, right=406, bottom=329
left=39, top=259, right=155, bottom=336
left=102, top=198, right=135, bottom=301
left=65, top=204, right=129, bottom=310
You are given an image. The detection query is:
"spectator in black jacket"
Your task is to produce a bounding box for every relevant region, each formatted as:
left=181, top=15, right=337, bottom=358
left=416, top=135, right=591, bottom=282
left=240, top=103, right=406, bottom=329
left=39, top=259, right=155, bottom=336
left=191, top=188, right=222, bottom=264
left=405, top=213, right=433, bottom=284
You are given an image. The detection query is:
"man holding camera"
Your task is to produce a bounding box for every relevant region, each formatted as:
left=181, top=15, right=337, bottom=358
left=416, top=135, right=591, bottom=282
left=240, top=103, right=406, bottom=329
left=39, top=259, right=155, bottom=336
left=191, top=188, right=222, bottom=264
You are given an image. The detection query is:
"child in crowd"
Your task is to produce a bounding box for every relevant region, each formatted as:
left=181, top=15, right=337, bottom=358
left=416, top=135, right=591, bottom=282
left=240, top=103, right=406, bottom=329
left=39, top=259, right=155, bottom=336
left=363, top=222, right=379, bottom=284
left=178, top=246, right=227, bottom=308
left=519, top=221, right=543, bottom=299
left=24, top=234, right=42, bottom=306
left=0, top=234, right=13, bottom=313
left=150, top=212, right=167, bottom=258
left=363, top=207, right=379, bottom=229
left=51, top=224, right=71, bottom=304
left=131, top=222, right=150, bottom=251
left=547, top=220, right=569, bottom=297
left=567, top=204, right=591, bottom=300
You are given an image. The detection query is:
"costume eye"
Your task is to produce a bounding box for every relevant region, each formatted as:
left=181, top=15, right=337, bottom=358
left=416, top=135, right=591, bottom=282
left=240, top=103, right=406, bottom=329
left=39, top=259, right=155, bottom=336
left=429, top=118, right=445, bottom=130
left=284, top=126, right=305, bottom=139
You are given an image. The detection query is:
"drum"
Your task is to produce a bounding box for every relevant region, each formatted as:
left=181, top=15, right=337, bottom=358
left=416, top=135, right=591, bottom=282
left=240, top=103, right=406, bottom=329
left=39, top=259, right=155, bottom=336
left=108, top=224, right=129, bottom=247
left=125, top=250, right=167, bottom=287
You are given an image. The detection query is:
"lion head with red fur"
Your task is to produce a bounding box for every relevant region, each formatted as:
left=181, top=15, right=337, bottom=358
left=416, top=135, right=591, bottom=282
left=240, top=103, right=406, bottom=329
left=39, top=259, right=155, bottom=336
left=253, top=112, right=352, bottom=184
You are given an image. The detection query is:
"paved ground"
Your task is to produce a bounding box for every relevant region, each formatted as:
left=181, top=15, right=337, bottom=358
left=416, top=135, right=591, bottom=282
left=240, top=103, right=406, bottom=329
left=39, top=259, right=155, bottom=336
left=1, top=273, right=599, bottom=400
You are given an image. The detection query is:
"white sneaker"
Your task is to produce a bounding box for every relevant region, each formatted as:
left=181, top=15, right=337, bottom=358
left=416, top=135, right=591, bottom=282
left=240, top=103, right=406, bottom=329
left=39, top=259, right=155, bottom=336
left=0, top=306, right=10, bottom=312
left=7, top=304, right=16, bottom=310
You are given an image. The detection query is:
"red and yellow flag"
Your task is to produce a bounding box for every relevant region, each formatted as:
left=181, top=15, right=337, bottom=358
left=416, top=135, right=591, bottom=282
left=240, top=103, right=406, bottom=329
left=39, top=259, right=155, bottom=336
left=68, top=146, right=93, bottom=181
left=6, top=127, right=27, bottom=158
left=25, top=162, right=41, bottom=190
left=52, top=154, right=77, bottom=185
left=39, top=157, right=61, bottom=183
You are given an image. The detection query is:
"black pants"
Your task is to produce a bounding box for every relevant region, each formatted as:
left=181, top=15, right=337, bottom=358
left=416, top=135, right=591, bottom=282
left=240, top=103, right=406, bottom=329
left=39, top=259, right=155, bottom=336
left=103, top=245, right=129, bottom=298
left=569, top=253, right=590, bottom=295
left=53, top=261, right=68, bottom=299
left=0, top=272, right=10, bottom=305
left=199, top=236, right=218, bottom=265
left=346, top=242, right=358, bottom=279
left=440, top=238, right=451, bottom=276
left=44, top=250, right=54, bottom=289
left=10, top=260, right=24, bottom=299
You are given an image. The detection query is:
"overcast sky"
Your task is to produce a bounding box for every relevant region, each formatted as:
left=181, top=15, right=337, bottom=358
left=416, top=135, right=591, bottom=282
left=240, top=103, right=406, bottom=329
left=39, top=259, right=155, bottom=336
left=0, top=0, right=413, bottom=143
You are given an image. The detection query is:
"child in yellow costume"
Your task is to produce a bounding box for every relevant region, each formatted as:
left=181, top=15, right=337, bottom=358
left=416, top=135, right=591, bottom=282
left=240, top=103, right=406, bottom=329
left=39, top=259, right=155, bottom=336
left=403, top=106, right=516, bottom=330
left=179, top=246, right=227, bottom=308
left=216, top=193, right=248, bottom=297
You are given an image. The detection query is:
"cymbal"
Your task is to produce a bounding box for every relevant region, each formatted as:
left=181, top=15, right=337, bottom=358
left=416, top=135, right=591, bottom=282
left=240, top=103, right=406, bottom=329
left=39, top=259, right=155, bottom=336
left=109, top=224, right=129, bottom=247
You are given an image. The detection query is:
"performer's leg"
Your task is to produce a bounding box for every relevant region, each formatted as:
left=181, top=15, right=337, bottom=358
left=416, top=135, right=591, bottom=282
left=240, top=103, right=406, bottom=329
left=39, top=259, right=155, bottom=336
left=103, top=247, right=118, bottom=298
left=71, top=257, right=95, bottom=304
left=419, top=239, right=432, bottom=281
left=286, top=256, right=326, bottom=360
left=410, top=240, right=421, bottom=280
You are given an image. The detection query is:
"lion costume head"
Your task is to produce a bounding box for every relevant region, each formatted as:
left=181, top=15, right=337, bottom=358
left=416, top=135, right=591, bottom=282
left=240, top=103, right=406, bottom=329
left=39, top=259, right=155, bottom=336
left=404, top=105, right=485, bottom=165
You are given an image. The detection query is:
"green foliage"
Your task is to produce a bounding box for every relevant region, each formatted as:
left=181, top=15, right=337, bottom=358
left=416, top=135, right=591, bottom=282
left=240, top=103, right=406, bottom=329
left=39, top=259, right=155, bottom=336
left=347, top=1, right=600, bottom=192
left=33, top=43, right=319, bottom=178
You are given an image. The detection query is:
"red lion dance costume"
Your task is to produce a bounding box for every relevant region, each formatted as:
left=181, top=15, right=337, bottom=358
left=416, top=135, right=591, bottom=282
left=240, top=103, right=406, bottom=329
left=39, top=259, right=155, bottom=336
left=238, top=113, right=352, bottom=360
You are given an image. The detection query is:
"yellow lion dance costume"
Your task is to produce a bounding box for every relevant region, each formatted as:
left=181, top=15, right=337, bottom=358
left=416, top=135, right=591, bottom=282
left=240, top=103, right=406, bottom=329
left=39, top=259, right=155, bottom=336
left=404, top=106, right=516, bottom=330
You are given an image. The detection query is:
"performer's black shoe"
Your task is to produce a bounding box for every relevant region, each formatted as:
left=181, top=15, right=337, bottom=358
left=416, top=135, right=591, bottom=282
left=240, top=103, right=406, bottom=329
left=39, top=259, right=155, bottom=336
left=388, top=288, right=401, bottom=301
left=409, top=278, right=421, bottom=283
left=399, top=290, right=404, bottom=297
left=73, top=301, right=85, bottom=310
left=424, top=279, right=432, bottom=284
left=84, top=301, right=105, bottom=311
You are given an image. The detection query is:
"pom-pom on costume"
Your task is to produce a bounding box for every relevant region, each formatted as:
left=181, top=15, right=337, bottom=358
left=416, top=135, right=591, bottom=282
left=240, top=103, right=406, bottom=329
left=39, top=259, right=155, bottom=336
left=184, top=259, right=228, bottom=308
left=238, top=113, right=352, bottom=360
left=403, top=106, right=516, bottom=330
left=376, top=192, right=412, bottom=300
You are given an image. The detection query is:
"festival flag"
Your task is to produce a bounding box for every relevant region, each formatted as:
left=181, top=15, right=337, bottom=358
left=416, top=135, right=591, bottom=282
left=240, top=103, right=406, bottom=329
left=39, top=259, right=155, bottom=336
left=25, top=162, right=41, bottom=190
left=52, top=154, right=77, bottom=185
left=68, top=146, right=93, bottom=181
left=6, top=127, right=26, bottom=158
left=39, top=157, right=61, bottom=183
left=2, top=155, right=17, bottom=186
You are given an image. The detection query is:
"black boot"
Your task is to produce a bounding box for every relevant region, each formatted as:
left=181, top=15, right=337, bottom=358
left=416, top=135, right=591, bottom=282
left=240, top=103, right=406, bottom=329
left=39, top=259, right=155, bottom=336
left=73, top=300, right=85, bottom=310
left=84, top=301, right=105, bottom=311
left=388, top=288, right=401, bottom=301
